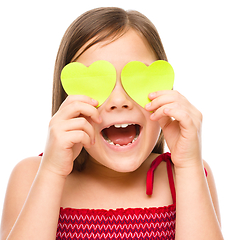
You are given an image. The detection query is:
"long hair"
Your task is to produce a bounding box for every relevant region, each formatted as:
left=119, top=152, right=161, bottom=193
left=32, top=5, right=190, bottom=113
left=52, top=7, right=167, bottom=170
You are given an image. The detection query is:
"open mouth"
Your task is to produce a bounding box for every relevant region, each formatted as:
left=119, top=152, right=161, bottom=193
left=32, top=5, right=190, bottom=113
left=101, top=123, right=141, bottom=147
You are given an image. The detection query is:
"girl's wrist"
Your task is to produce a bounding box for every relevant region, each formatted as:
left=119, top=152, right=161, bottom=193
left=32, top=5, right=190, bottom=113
left=171, top=150, right=203, bottom=171
left=174, top=159, right=205, bottom=179
left=38, top=159, right=69, bottom=182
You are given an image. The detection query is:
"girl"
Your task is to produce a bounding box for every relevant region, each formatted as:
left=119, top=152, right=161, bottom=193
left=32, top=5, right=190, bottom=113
left=0, top=7, right=223, bottom=240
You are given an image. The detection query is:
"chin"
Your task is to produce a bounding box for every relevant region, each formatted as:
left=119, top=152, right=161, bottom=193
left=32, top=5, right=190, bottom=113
left=87, top=149, right=147, bottom=173
left=107, top=157, right=144, bottom=173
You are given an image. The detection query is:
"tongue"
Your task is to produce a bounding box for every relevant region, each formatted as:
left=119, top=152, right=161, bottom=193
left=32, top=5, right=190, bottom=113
left=103, top=125, right=136, bottom=145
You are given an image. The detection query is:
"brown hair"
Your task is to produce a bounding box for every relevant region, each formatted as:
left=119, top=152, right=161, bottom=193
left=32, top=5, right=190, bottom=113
left=52, top=7, right=167, bottom=170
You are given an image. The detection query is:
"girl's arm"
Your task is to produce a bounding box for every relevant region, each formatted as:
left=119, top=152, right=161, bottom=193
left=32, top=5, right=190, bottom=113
left=0, top=157, right=66, bottom=240
left=146, top=90, right=224, bottom=240
left=174, top=159, right=222, bottom=239
left=0, top=95, right=101, bottom=240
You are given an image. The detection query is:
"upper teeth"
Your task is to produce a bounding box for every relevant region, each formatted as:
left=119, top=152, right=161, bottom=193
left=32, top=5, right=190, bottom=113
left=114, top=123, right=134, bottom=128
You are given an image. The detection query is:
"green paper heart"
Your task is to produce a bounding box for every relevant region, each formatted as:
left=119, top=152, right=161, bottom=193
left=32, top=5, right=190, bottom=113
left=121, top=60, right=174, bottom=108
left=61, top=60, right=116, bottom=107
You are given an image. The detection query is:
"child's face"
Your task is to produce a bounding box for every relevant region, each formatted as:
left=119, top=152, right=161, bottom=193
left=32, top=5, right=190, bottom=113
left=75, top=29, right=161, bottom=173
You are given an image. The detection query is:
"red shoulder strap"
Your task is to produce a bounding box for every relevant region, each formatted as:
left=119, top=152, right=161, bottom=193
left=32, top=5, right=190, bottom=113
left=146, top=152, right=176, bottom=204
left=164, top=153, right=176, bottom=204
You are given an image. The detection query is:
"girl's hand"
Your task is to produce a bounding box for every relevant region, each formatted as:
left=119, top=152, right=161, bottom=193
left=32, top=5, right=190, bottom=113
left=40, top=95, right=102, bottom=178
left=145, top=90, right=203, bottom=169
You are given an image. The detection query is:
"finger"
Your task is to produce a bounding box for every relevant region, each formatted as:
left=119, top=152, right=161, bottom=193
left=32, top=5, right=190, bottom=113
left=60, top=95, right=99, bottom=110
left=58, top=101, right=102, bottom=124
left=64, top=118, right=95, bottom=144
left=147, top=91, right=202, bottom=129
left=149, top=100, right=193, bottom=130
left=145, top=93, right=176, bottom=112
left=162, top=107, right=196, bottom=132
left=65, top=130, right=92, bottom=149
left=187, top=103, right=203, bottom=130
left=146, top=90, right=187, bottom=110
left=150, top=103, right=174, bottom=129
left=148, top=90, right=174, bottom=101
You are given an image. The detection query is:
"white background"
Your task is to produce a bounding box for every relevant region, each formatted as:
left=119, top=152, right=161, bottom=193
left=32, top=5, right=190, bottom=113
left=0, top=1, right=235, bottom=239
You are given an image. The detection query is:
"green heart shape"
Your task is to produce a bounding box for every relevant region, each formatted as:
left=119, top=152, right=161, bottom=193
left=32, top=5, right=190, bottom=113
left=61, top=60, right=116, bottom=107
left=121, top=60, right=174, bottom=108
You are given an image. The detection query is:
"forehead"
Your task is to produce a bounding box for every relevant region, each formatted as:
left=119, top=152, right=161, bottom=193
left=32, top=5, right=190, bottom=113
left=74, top=29, right=157, bottom=68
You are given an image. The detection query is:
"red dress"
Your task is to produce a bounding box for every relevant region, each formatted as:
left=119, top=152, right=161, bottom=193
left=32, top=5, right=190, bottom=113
left=56, top=152, right=178, bottom=239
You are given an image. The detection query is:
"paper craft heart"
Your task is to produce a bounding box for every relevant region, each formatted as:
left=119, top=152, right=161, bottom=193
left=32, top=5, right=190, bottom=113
left=61, top=60, right=116, bottom=107
left=61, top=60, right=174, bottom=109
left=121, top=60, right=174, bottom=108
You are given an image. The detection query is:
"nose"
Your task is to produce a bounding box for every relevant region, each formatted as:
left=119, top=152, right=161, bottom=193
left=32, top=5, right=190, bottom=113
left=104, top=82, right=134, bottom=111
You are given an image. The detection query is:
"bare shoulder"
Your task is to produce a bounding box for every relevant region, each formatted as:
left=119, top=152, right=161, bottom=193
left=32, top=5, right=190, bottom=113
left=203, top=160, right=222, bottom=226
left=0, top=156, right=41, bottom=239
left=7, top=157, right=42, bottom=194
left=10, top=156, right=41, bottom=179
left=4, top=156, right=42, bottom=208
